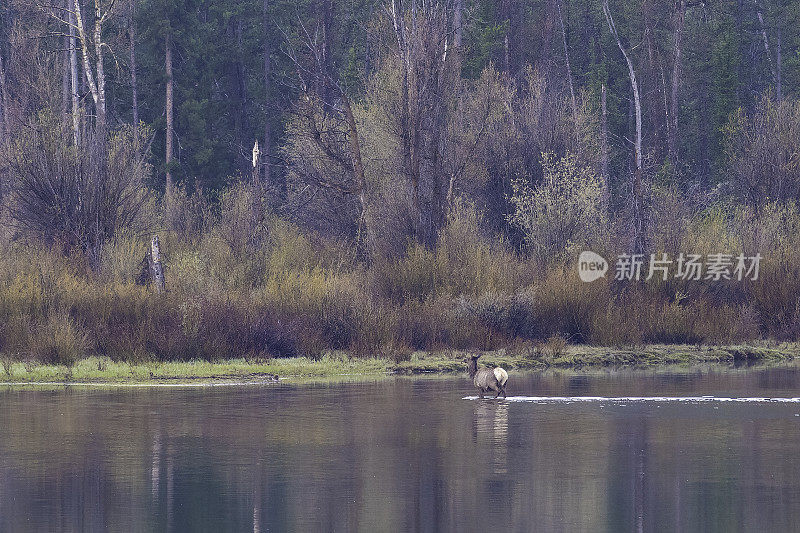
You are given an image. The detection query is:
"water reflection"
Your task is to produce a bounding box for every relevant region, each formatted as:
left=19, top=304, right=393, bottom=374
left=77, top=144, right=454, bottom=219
left=151, top=432, right=160, bottom=498
left=2, top=366, right=800, bottom=531
left=473, top=401, right=509, bottom=474
left=252, top=463, right=262, bottom=533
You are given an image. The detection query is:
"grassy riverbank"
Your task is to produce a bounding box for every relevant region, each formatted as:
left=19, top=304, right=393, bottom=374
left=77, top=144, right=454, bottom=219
left=3, top=197, right=800, bottom=373
left=2, top=343, right=799, bottom=384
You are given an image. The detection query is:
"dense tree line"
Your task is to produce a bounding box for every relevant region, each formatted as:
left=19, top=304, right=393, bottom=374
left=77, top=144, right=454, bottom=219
left=0, top=0, right=798, bottom=250
left=2, top=1, right=800, bottom=363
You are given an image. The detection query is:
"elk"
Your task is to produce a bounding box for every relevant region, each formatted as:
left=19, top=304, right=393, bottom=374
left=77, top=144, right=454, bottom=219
left=467, top=354, right=508, bottom=399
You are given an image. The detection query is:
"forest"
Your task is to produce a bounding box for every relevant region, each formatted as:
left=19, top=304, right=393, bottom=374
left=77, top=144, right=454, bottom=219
left=0, top=0, right=800, bottom=365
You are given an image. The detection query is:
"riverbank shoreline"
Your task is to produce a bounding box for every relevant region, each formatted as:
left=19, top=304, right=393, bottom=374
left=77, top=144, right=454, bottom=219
left=1, top=343, right=799, bottom=385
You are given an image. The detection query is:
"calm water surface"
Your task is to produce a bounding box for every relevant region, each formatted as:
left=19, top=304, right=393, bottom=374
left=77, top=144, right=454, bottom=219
left=3, top=365, right=800, bottom=532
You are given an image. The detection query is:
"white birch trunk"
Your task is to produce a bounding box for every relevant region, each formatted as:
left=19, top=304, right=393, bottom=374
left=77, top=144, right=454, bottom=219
left=603, top=0, right=643, bottom=252
left=68, top=0, right=80, bottom=146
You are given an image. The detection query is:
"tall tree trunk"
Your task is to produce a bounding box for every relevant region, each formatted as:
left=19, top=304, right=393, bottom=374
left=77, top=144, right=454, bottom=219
left=238, top=19, right=249, bottom=172
left=453, top=0, right=463, bottom=49
left=314, top=0, right=332, bottom=102
left=669, top=0, right=686, bottom=166
left=72, top=0, right=105, bottom=132
left=68, top=0, right=80, bottom=146
left=262, top=0, right=271, bottom=186
left=93, top=2, right=106, bottom=132
left=540, top=0, right=557, bottom=75
left=130, top=0, right=139, bottom=141
left=230, top=16, right=248, bottom=174
left=389, top=0, right=421, bottom=237
left=754, top=0, right=779, bottom=100
left=660, top=66, right=669, bottom=157
left=603, top=1, right=641, bottom=174
left=0, top=47, right=7, bottom=217
left=62, top=27, right=70, bottom=120
left=502, top=0, right=511, bottom=74
left=428, top=57, right=448, bottom=247
left=165, top=31, right=174, bottom=198
left=250, top=139, right=263, bottom=241
left=341, top=93, right=368, bottom=243
left=557, top=0, right=578, bottom=143
left=603, top=0, right=643, bottom=253
left=735, top=0, right=745, bottom=103
left=0, top=48, right=7, bottom=143
left=775, top=26, right=781, bottom=101
left=600, top=83, right=609, bottom=206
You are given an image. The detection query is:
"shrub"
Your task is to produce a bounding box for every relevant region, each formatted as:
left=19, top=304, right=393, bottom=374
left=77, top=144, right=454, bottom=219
left=724, top=94, right=800, bottom=208
left=29, top=312, right=89, bottom=366
left=0, top=176, right=796, bottom=366
left=370, top=201, right=529, bottom=303
left=100, top=235, right=150, bottom=284
left=507, top=151, right=607, bottom=265
left=164, top=182, right=211, bottom=244
left=7, top=113, right=152, bottom=268
left=540, top=334, right=568, bottom=360
left=641, top=301, right=704, bottom=345
left=216, top=183, right=268, bottom=257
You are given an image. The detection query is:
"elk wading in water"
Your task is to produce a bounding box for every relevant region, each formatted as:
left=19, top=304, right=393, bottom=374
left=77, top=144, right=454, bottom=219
left=467, top=354, right=508, bottom=399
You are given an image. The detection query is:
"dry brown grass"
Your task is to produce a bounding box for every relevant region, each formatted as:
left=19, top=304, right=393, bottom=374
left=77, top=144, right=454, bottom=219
left=1, top=188, right=798, bottom=364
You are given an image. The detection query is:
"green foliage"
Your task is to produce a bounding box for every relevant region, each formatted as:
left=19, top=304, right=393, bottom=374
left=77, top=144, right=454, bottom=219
left=710, top=11, right=742, bottom=172
left=29, top=312, right=89, bottom=367
left=507, top=152, right=607, bottom=265
left=461, top=3, right=506, bottom=79
left=371, top=199, right=528, bottom=303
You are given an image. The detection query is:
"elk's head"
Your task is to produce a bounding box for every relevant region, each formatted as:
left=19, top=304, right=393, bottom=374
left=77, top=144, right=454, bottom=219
left=466, top=354, right=481, bottom=378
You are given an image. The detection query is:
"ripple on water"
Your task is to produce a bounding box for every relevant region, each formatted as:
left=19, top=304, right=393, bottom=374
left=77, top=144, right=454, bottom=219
left=462, top=395, right=800, bottom=403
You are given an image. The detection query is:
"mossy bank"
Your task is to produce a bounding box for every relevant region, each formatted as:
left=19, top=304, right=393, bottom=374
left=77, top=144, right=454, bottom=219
left=1, top=344, right=799, bottom=385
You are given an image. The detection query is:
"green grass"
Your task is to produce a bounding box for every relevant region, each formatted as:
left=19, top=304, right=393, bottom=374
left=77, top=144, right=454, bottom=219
left=0, top=355, right=391, bottom=384
left=2, top=343, right=800, bottom=384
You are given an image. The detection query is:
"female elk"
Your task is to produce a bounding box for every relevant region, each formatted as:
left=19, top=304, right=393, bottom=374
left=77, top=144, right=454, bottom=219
left=467, top=354, right=508, bottom=399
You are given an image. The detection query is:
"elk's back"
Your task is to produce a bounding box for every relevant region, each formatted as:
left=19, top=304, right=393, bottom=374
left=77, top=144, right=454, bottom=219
left=473, top=368, right=497, bottom=390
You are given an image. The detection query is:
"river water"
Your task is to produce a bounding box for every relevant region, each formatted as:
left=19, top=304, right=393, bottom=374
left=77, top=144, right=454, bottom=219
left=3, top=365, right=800, bottom=532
